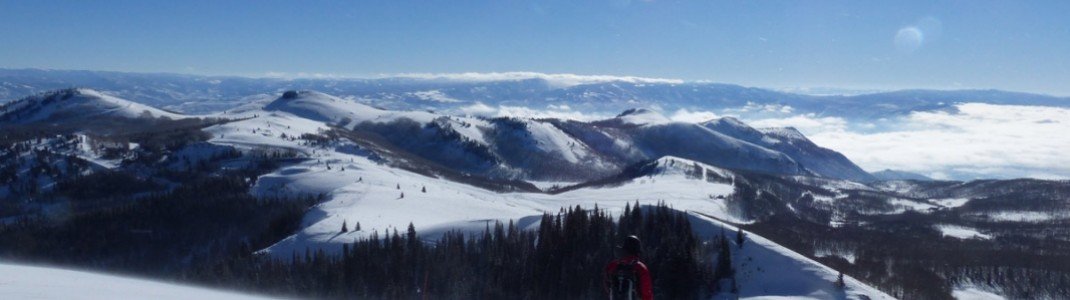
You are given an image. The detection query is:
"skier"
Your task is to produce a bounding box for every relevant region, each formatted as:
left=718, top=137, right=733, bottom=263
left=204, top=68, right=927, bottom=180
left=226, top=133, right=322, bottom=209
left=604, top=235, right=653, bottom=300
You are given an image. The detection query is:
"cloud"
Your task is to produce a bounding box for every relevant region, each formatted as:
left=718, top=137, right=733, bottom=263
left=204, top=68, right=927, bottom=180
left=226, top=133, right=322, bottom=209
left=745, top=113, right=848, bottom=133
left=548, top=104, right=572, bottom=111
left=799, top=103, right=1070, bottom=180
left=457, top=102, right=497, bottom=116
left=388, top=72, right=683, bottom=88
left=669, top=109, right=720, bottom=123
left=245, top=71, right=685, bottom=88
left=454, top=103, right=608, bottom=121
left=409, top=90, right=461, bottom=103
left=722, top=102, right=795, bottom=114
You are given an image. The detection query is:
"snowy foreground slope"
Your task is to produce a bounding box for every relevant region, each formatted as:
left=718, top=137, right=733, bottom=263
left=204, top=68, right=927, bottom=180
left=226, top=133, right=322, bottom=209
left=0, top=263, right=273, bottom=300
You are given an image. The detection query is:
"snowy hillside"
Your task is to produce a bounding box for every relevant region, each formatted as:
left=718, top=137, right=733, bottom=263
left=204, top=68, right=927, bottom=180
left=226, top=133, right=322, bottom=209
left=0, top=88, right=183, bottom=124
left=704, top=117, right=876, bottom=182
left=8, top=88, right=1068, bottom=298
left=691, top=216, right=894, bottom=300
left=234, top=121, right=891, bottom=300
left=222, top=90, right=875, bottom=182
left=0, top=263, right=273, bottom=300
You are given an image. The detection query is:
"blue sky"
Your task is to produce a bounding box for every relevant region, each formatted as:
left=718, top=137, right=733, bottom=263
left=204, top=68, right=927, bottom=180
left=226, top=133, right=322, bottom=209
left=2, top=0, right=1069, bottom=95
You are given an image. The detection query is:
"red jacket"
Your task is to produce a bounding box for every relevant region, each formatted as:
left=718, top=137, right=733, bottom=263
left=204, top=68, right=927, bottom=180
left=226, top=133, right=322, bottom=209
left=604, top=255, right=653, bottom=300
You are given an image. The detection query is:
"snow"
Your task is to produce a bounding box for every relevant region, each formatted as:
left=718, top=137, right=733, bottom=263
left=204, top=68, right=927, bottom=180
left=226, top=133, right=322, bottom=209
left=887, top=198, right=939, bottom=213
left=0, top=263, right=273, bottom=300
left=245, top=144, right=891, bottom=300
left=952, top=286, right=1006, bottom=300
left=0, top=88, right=184, bottom=124
left=446, top=116, right=491, bottom=145
left=523, top=119, right=591, bottom=163
left=758, top=127, right=810, bottom=143
left=693, top=216, right=893, bottom=300
left=527, top=180, right=579, bottom=191
left=409, top=90, right=462, bottom=103
left=813, top=247, right=857, bottom=264
left=258, top=154, right=744, bottom=256
left=191, top=92, right=895, bottom=299
left=252, top=90, right=489, bottom=146
left=932, top=198, right=971, bottom=208
left=976, top=211, right=1070, bottom=223
left=263, top=90, right=425, bottom=126
left=935, top=224, right=992, bottom=240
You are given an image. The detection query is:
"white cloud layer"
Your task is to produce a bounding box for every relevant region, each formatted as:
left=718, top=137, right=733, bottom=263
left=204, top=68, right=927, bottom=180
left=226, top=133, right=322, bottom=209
left=669, top=109, right=721, bottom=123
left=795, top=103, right=1070, bottom=180
left=746, top=113, right=848, bottom=133
left=455, top=103, right=609, bottom=121
left=389, top=72, right=684, bottom=88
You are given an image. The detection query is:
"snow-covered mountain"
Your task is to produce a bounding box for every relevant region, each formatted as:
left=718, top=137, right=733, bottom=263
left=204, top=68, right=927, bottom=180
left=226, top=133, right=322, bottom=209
left=5, top=88, right=1069, bottom=299
left=703, top=117, right=876, bottom=182
left=233, top=90, right=884, bottom=182
left=3, top=69, right=1068, bottom=118
left=0, top=88, right=183, bottom=125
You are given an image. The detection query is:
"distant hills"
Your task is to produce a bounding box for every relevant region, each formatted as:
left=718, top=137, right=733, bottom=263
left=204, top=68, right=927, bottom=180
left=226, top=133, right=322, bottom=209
left=2, top=69, right=1067, bottom=118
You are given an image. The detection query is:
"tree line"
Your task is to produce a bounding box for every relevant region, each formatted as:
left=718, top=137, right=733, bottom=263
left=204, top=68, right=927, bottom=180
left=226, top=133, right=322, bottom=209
left=185, top=203, right=728, bottom=299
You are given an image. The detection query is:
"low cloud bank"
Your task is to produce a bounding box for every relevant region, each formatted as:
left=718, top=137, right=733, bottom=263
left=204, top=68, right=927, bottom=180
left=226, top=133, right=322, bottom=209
left=455, top=102, right=610, bottom=121
left=744, top=103, right=1070, bottom=180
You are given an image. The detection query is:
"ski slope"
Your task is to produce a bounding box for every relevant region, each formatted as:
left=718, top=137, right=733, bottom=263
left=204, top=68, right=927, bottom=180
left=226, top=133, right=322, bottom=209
left=0, top=263, right=274, bottom=300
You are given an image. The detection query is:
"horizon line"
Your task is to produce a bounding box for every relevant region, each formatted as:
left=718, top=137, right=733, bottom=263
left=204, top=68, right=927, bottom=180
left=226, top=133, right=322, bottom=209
left=2, top=67, right=1067, bottom=98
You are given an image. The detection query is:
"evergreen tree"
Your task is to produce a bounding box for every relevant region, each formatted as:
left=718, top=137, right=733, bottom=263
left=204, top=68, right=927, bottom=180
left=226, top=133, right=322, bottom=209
left=341, top=221, right=348, bottom=233
left=714, top=233, right=735, bottom=288
left=736, top=228, right=745, bottom=248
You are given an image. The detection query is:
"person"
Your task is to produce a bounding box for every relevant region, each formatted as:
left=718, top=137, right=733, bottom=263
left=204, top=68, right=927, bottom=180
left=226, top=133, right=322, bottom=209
left=604, top=235, right=653, bottom=300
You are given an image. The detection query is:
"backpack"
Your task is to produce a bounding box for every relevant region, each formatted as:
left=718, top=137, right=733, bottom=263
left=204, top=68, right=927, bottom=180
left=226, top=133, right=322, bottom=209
left=610, top=260, right=640, bottom=300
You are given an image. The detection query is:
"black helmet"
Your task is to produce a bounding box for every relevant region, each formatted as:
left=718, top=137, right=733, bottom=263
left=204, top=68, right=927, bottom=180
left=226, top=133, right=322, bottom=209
left=619, top=235, right=642, bottom=255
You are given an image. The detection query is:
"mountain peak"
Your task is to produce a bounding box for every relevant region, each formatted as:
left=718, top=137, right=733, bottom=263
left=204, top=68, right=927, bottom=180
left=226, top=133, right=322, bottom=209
left=263, top=90, right=386, bottom=126
left=758, top=127, right=809, bottom=142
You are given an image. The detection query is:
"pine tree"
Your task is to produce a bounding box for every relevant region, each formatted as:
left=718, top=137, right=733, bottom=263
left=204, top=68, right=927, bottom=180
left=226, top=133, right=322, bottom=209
left=355, top=222, right=361, bottom=231
left=341, top=221, right=348, bottom=233
left=736, top=228, right=745, bottom=248
left=396, top=183, right=400, bottom=189
left=836, top=272, right=846, bottom=289
left=714, top=233, right=735, bottom=289
left=421, top=186, right=426, bottom=193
